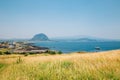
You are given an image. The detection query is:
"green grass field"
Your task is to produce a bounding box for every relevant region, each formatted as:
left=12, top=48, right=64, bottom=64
left=0, top=50, right=120, bottom=80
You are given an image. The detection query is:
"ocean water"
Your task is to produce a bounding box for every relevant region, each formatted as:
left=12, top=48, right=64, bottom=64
left=34, top=41, right=120, bottom=53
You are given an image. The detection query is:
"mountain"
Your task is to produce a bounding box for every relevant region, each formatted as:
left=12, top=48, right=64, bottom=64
left=31, top=33, right=49, bottom=41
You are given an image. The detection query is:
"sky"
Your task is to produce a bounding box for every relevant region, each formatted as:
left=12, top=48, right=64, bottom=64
left=0, top=0, right=120, bottom=39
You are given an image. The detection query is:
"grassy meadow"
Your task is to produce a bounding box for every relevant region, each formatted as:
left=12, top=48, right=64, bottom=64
left=0, top=50, right=120, bottom=80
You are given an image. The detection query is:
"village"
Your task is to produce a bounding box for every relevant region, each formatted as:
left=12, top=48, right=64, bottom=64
left=0, top=41, right=49, bottom=54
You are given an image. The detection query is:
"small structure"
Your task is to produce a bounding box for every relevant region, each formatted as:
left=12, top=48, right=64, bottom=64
left=95, top=47, right=101, bottom=52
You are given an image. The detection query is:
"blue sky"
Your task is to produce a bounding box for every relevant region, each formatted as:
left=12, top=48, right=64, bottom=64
left=0, top=0, right=120, bottom=39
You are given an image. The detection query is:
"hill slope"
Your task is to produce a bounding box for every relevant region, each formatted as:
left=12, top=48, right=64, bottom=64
left=0, top=50, right=120, bottom=80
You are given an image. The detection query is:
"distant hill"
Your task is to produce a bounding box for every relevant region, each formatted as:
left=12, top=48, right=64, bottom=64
left=52, top=35, right=119, bottom=42
left=31, top=33, right=49, bottom=41
left=76, top=38, right=97, bottom=42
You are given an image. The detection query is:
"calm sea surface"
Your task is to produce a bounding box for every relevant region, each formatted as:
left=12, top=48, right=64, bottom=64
left=34, top=41, right=120, bottom=53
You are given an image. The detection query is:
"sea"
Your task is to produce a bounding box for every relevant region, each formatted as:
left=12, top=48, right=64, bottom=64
left=33, top=41, right=120, bottom=53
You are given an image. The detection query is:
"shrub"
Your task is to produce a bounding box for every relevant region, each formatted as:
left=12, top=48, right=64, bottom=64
left=4, top=51, right=11, bottom=55
left=29, top=52, right=35, bottom=55
left=21, top=52, right=26, bottom=55
left=48, top=50, right=56, bottom=55
left=57, top=51, right=62, bottom=54
left=24, top=53, right=29, bottom=56
left=50, top=51, right=56, bottom=55
left=47, top=50, right=63, bottom=55
left=0, top=51, right=4, bottom=55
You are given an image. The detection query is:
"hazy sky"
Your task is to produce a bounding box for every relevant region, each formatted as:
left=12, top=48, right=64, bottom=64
left=0, top=0, right=120, bottom=39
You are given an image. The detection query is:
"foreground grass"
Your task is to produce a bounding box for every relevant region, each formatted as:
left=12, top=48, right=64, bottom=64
left=0, top=50, right=120, bottom=80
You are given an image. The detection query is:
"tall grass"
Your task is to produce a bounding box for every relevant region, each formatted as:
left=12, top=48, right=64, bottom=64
left=0, top=50, right=120, bottom=80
